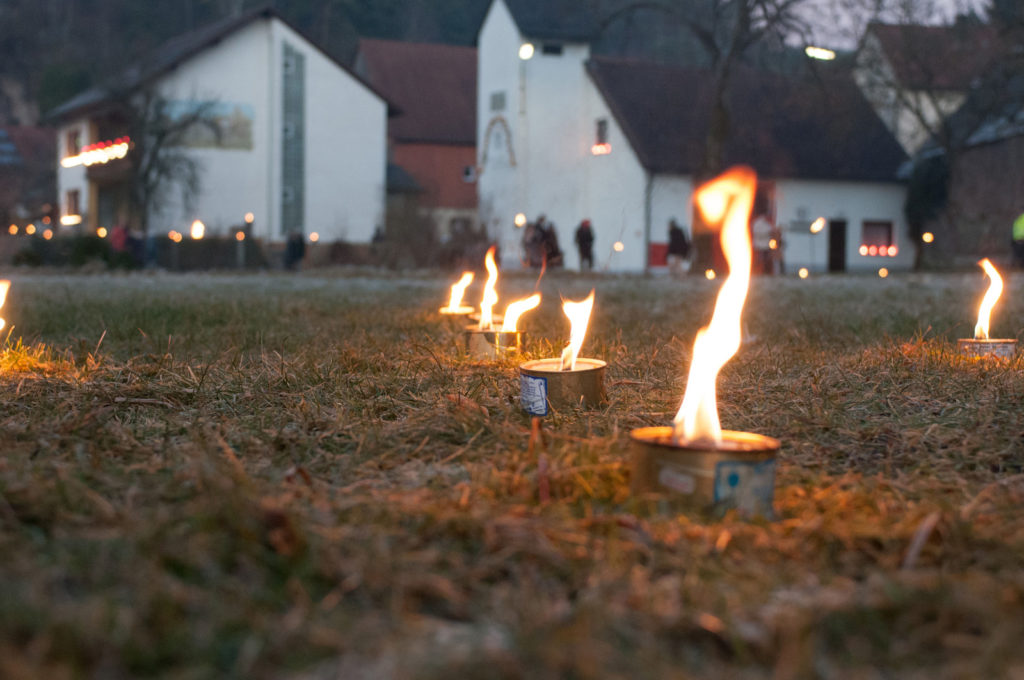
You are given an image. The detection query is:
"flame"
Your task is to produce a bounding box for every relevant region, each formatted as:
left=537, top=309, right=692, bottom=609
left=442, top=271, right=474, bottom=312
left=501, top=293, right=541, bottom=332
left=974, top=258, right=1003, bottom=340
left=477, top=246, right=499, bottom=330
left=559, top=289, right=595, bottom=370
left=0, top=280, right=9, bottom=331
left=673, top=167, right=756, bottom=445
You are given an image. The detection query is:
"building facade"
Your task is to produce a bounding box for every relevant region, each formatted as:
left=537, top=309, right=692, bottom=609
left=51, top=8, right=387, bottom=244
left=478, top=0, right=913, bottom=274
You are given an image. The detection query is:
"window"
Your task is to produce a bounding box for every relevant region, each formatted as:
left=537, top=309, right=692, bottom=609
left=490, top=91, right=506, bottom=112
left=541, top=43, right=563, bottom=55
left=65, top=129, right=81, bottom=156
left=462, top=165, right=477, bottom=183
left=591, top=118, right=611, bottom=155
left=860, top=220, right=897, bottom=257
left=66, top=189, right=80, bottom=216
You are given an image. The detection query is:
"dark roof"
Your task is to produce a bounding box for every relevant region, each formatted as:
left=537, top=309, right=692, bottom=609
left=358, top=39, right=476, bottom=145
left=386, top=162, right=422, bottom=194
left=503, top=0, right=599, bottom=42
left=586, top=57, right=908, bottom=182
left=0, top=127, right=55, bottom=169
left=866, top=22, right=1000, bottom=91
left=48, top=5, right=390, bottom=122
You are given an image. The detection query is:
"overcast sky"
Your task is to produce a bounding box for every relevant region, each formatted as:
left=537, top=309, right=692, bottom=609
left=800, top=0, right=990, bottom=48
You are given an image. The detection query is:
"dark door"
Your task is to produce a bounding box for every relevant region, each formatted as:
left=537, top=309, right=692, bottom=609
left=828, top=220, right=847, bottom=272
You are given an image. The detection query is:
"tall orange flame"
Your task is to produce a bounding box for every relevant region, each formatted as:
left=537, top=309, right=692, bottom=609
left=442, top=271, right=474, bottom=312
left=974, top=258, right=1003, bottom=340
left=478, top=246, right=499, bottom=330
left=501, top=294, right=541, bottom=332
left=673, top=167, right=756, bottom=444
left=0, top=280, right=9, bottom=331
left=560, top=289, right=595, bottom=371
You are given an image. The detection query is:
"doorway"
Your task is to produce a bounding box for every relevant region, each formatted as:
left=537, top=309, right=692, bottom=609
left=828, top=220, right=847, bottom=272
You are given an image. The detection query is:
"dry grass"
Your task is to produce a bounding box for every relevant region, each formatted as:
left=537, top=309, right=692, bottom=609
left=1, top=270, right=1023, bottom=679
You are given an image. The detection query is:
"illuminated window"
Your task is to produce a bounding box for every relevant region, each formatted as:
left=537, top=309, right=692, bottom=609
left=541, top=43, right=563, bottom=55
left=66, top=189, right=80, bottom=216
left=591, top=118, right=611, bottom=155
left=490, top=91, right=506, bottom=112
left=65, top=129, right=81, bottom=156
left=861, top=221, right=893, bottom=249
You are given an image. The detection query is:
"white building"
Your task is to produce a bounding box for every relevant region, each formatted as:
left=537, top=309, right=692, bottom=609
left=477, top=0, right=914, bottom=273
left=50, top=7, right=388, bottom=244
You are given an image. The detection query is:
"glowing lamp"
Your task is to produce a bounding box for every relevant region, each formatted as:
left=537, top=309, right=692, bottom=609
left=235, top=231, right=246, bottom=242
left=519, top=43, right=535, bottom=60
left=7, top=225, right=16, bottom=235
left=309, top=232, right=319, bottom=243
left=514, top=213, right=527, bottom=228
left=25, top=224, right=36, bottom=235
left=43, top=229, right=53, bottom=240
left=96, top=227, right=108, bottom=238
left=878, top=268, right=888, bottom=278
left=60, top=215, right=82, bottom=226
left=613, top=241, right=624, bottom=252
left=922, top=232, right=934, bottom=243
left=798, top=267, right=809, bottom=279
left=190, top=220, right=205, bottom=240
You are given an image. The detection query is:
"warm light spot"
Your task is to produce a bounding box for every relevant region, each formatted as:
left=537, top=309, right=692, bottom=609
left=96, top=227, right=108, bottom=238
left=518, top=43, right=535, bottom=60
left=168, top=230, right=183, bottom=243
left=590, top=143, right=612, bottom=155
left=705, top=269, right=716, bottom=280
left=974, top=258, right=1004, bottom=340
left=477, top=246, right=499, bottom=330
left=441, top=271, right=474, bottom=313
left=878, top=268, right=889, bottom=278
left=809, top=217, right=825, bottom=233
left=560, top=289, right=595, bottom=371
left=0, top=280, right=9, bottom=331
left=8, top=225, right=17, bottom=235
left=768, top=238, right=778, bottom=250
left=42, top=216, right=51, bottom=225
left=514, top=213, right=527, bottom=228
left=190, top=220, right=205, bottom=240
left=858, top=245, right=868, bottom=256
left=805, top=46, right=836, bottom=60
left=60, top=214, right=82, bottom=226
left=675, top=167, right=756, bottom=444
left=887, top=245, right=898, bottom=257
left=922, top=232, right=934, bottom=243
left=502, top=293, right=541, bottom=332
left=244, top=212, right=255, bottom=224
left=798, top=267, right=809, bottom=279
left=309, top=232, right=319, bottom=243
left=235, top=230, right=245, bottom=241
left=613, top=241, right=624, bottom=252
left=61, top=137, right=130, bottom=168
left=25, top=224, right=36, bottom=235
left=868, top=245, right=878, bottom=256
left=43, top=229, right=53, bottom=240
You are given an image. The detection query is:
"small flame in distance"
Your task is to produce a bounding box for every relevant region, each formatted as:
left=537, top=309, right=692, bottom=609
left=442, top=271, right=474, bottom=312
left=478, top=246, right=499, bottom=330
left=560, top=289, right=595, bottom=371
left=674, top=167, right=756, bottom=445
left=501, top=294, right=541, bottom=332
left=974, top=258, right=1003, bottom=340
left=0, top=280, right=9, bottom=331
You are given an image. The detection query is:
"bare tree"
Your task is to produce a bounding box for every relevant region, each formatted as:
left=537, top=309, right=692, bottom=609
left=114, top=88, right=221, bottom=237
left=600, top=0, right=812, bottom=178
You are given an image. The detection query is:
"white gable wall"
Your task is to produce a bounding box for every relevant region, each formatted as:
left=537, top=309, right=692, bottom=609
left=775, top=180, right=912, bottom=272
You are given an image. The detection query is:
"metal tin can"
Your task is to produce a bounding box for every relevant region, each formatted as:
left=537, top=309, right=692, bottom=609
left=519, top=358, right=607, bottom=415
left=630, top=427, right=779, bottom=518
left=463, top=328, right=524, bottom=359
left=958, top=338, right=1017, bottom=359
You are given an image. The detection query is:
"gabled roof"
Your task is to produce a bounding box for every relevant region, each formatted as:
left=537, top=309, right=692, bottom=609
left=865, top=22, right=1000, bottom=91
left=587, top=57, right=908, bottom=182
left=48, top=5, right=390, bottom=122
left=503, top=0, right=599, bottom=42
left=358, top=39, right=476, bottom=145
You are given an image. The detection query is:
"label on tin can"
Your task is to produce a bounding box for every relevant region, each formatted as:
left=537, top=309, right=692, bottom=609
left=657, top=466, right=696, bottom=494
left=713, top=459, right=775, bottom=514
left=520, top=374, right=548, bottom=416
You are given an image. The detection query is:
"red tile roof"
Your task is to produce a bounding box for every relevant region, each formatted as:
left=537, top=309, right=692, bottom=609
left=867, top=22, right=1001, bottom=91
left=358, top=39, right=476, bottom=145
